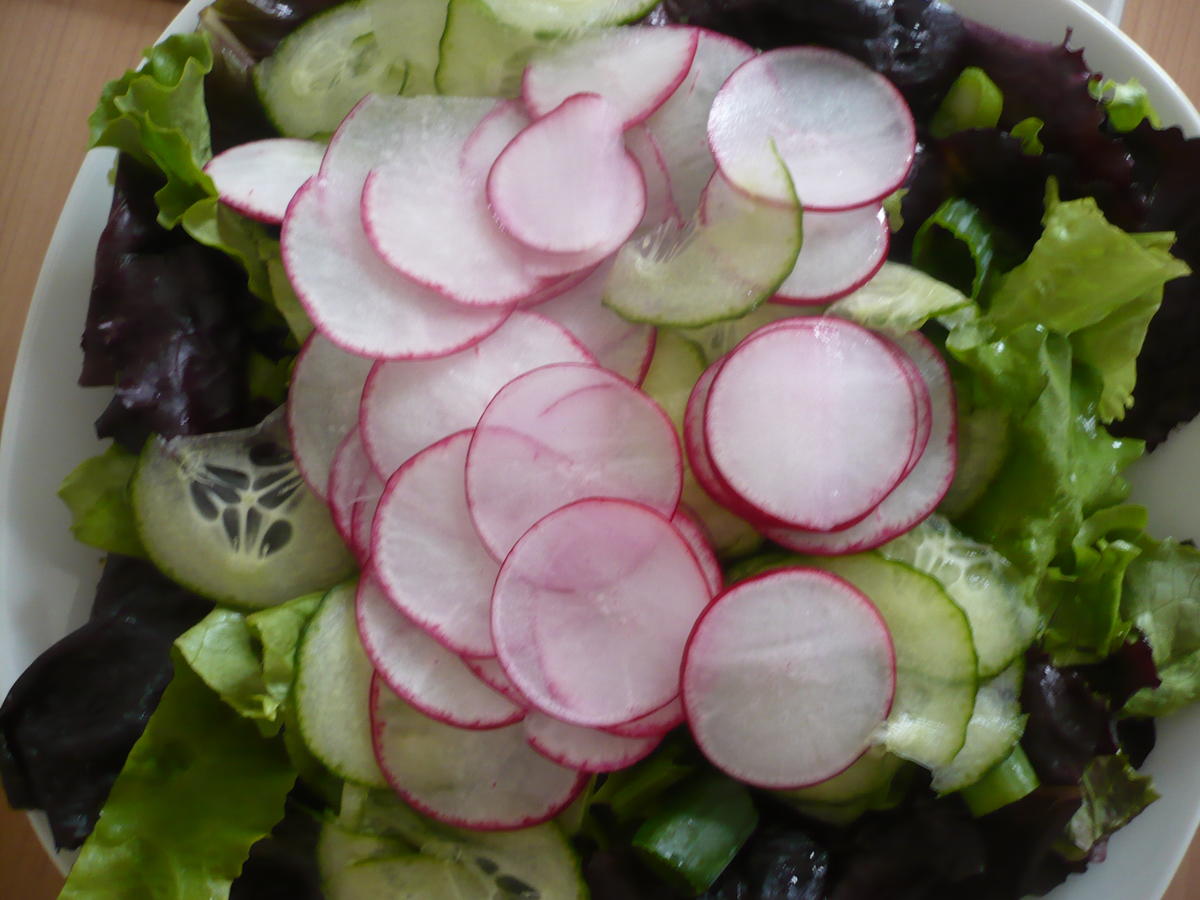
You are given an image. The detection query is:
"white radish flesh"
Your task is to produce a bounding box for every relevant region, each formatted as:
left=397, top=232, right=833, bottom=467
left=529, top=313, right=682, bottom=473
left=466, top=363, right=682, bottom=560
left=624, top=125, right=682, bottom=229
left=524, top=712, right=662, bottom=772
left=206, top=138, right=324, bottom=224
left=762, top=332, right=957, bottom=555
left=671, top=507, right=723, bottom=597
left=708, top=47, right=916, bottom=210
left=370, top=677, right=586, bottom=830
left=357, top=578, right=524, bottom=729
left=287, top=332, right=374, bottom=499
left=682, top=567, right=896, bottom=789
left=327, top=429, right=383, bottom=562
left=491, top=499, right=712, bottom=728
left=603, top=697, right=686, bottom=739
left=465, top=657, right=530, bottom=707
left=772, top=205, right=890, bottom=304
left=487, top=94, right=646, bottom=256
left=359, top=311, right=593, bottom=478
left=371, top=431, right=501, bottom=659
left=704, top=318, right=917, bottom=531
left=522, top=26, right=699, bottom=127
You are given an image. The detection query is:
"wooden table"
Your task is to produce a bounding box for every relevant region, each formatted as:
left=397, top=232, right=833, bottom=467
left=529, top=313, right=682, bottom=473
left=2, top=0, right=1199, bottom=897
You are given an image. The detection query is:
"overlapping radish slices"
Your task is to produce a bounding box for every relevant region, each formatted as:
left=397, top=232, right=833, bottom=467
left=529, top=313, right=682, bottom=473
left=253, top=23, right=950, bottom=827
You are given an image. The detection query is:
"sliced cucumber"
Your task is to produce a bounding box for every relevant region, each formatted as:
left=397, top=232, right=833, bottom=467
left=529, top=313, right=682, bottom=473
left=641, top=329, right=706, bottom=432
left=932, top=661, right=1027, bottom=794
left=436, top=0, right=546, bottom=97
left=481, top=0, right=658, bottom=33
left=318, top=821, right=412, bottom=884
left=678, top=302, right=806, bottom=365
left=131, top=409, right=355, bottom=608
left=368, top=0, right=450, bottom=95
left=295, top=583, right=388, bottom=788
left=255, top=1, right=409, bottom=138
left=879, top=514, right=1039, bottom=678
left=775, top=747, right=909, bottom=825
left=936, top=404, right=1011, bottom=519
left=808, top=554, right=979, bottom=770
left=327, top=856, right=490, bottom=900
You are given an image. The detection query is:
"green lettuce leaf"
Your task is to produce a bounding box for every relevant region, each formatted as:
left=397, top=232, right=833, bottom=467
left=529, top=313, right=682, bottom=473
left=57, top=443, right=145, bottom=558
left=1062, top=755, right=1158, bottom=856
left=59, top=658, right=295, bottom=900
left=1120, top=538, right=1200, bottom=717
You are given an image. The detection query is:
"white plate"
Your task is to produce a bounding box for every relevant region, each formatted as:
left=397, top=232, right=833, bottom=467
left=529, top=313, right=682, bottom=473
left=0, top=0, right=1196, bottom=895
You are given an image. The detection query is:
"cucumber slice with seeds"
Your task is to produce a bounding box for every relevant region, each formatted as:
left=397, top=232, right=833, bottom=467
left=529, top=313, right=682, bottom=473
left=131, top=409, right=355, bottom=608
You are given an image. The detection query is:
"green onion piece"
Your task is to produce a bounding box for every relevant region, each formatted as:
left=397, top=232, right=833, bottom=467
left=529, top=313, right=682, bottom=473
left=931, top=67, right=1004, bottom=139
left=632, top=773, right=759, bottom=895
left=960, top=745, right=1040, bottom=817
left=912, top=197, right=1000, bottom=299
left=1011, top=117, right=1046, bottom=155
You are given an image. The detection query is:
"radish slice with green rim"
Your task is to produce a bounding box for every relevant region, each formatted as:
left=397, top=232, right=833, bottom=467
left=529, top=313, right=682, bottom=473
left=371, top=431, right=500, bottom=659
left=327, top=428, right=383, bottom=562
left=524, top=712, right=662, bottom=772
left=704, top=318, right=917, bottom=531
left=205, top=137, right=324, bottom=224
left=466, top=363, right=683, bottom=560
left=287, top=332, right=374, bottom=499
left=708, top=46, right=916, bottom=210
left=465, top=657, right=530, bottom=707
left=490, top=498, right=711, bottom=728
left=359, top=311, right=593, bottom=478
left=521, top=26, right=699, bottom=127
left=671, top=507, right=723, bottom=596
left=603, top=697, right=685, bottom=738
left=681, top=567, right=896, bottom=789
left=772, top=205, right=890, bottom=304
left=528, top=258, right=657, bottom=384
left=356, top=577, right=524, bottom=729
left=762, top=332, right=957, bottom=555
left=370, top=677, right=586, bottom=830
left=487, top=94, right=646, bottom=256
left=646, top=29, right=756, bottom=218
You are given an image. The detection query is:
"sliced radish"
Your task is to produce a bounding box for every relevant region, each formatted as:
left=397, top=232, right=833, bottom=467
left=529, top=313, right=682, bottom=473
left=357, top=578, right=524, bottom=729
left=466, top=363, right=682, bottom=560
left=682, top=360, right=760, bottom=520
left=646, top=29, right=756, bottom=218
left=490, top=499, right=711, bottom=728
left=371, top=431, right=501, bottom=659
left=704, top=318, right=917, bottom=531
left=287, top=332, right=374, bottom=499
left=465, top=657, right=530, bottom=707
left=487, top=94, right=646, bottom=256
left=522, top=26, right=699, bottom=127
left=888, top=339, right=933, bottom=483
left=283, top=179, right=511, bottom=360
left=624, top=126, right=682, bottom=229
left=762, top=332, right=957, bottom=555
left=773, top=205, right=890, bottom=304
left=682, top=568, right=896, bottom=789
left=524, top=712, right=662, bottom=773
left=359, top=311, right=593, bottom=478
left=205, top=138, right=324, bottom=224
left=371, top=677, right=586, bottom=830
left=708, top=47, right=916, bottom=210
left=529, top=258, right=657, bottom=384
left=671, top=507, right=723, bottom=596
left=603, top=697, right=686, bottom=739
left=327, top=428, right=383, bottom=562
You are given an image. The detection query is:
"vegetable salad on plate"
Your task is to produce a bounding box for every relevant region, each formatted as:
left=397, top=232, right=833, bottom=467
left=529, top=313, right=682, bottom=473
left=4, top=0, right=1200, bottom=897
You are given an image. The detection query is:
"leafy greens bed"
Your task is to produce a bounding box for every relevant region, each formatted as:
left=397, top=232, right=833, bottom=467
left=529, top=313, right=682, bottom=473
left=4, top=0, right=1200, bottom=897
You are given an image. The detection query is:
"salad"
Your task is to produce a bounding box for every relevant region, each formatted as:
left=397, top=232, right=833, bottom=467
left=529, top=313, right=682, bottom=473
left=4, top=0, right=1200, bottom=898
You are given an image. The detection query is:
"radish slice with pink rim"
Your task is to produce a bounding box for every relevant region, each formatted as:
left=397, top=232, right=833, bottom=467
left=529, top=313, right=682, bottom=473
left=521, top=26, right=700, bottom=127
left=490, top=498, right=711, bottom=728
left=205, top=137, right=323, bottom=224
left=287, top=332, right=373, bottom=499
left=327, top=429, right=383, bottom=562
left=370, top=676, right=585, bottom=830
left=487, top=94, right=646, bottom=256
left=772, top=205, right=891, bottom=304
left=465, top=363, right=683, bottom=560
left=603, top=697, right=686, bottom=739
left=371, top=430, right=501, bottom=659
left=761, top=331, right=957, bottom=555
left=707, top=46, right=916, bottom=210
left=682, top=567, right=896, bottom=789
left=646, top=29, right=756, bottom=218
left=624, top=125, right=683, bottom=229
left=357, top=577, right=524, bottom=729
left=524, top=712, right=662, bottom=772
left=465, top=657, right=530, bottom=707
left=359, top=311, right=593, bottom=478
left=528, top=258, right=657, bottom=384
left=704, top=317, right=917, bottom=531
left=671, top=506, right=723, bottom=596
